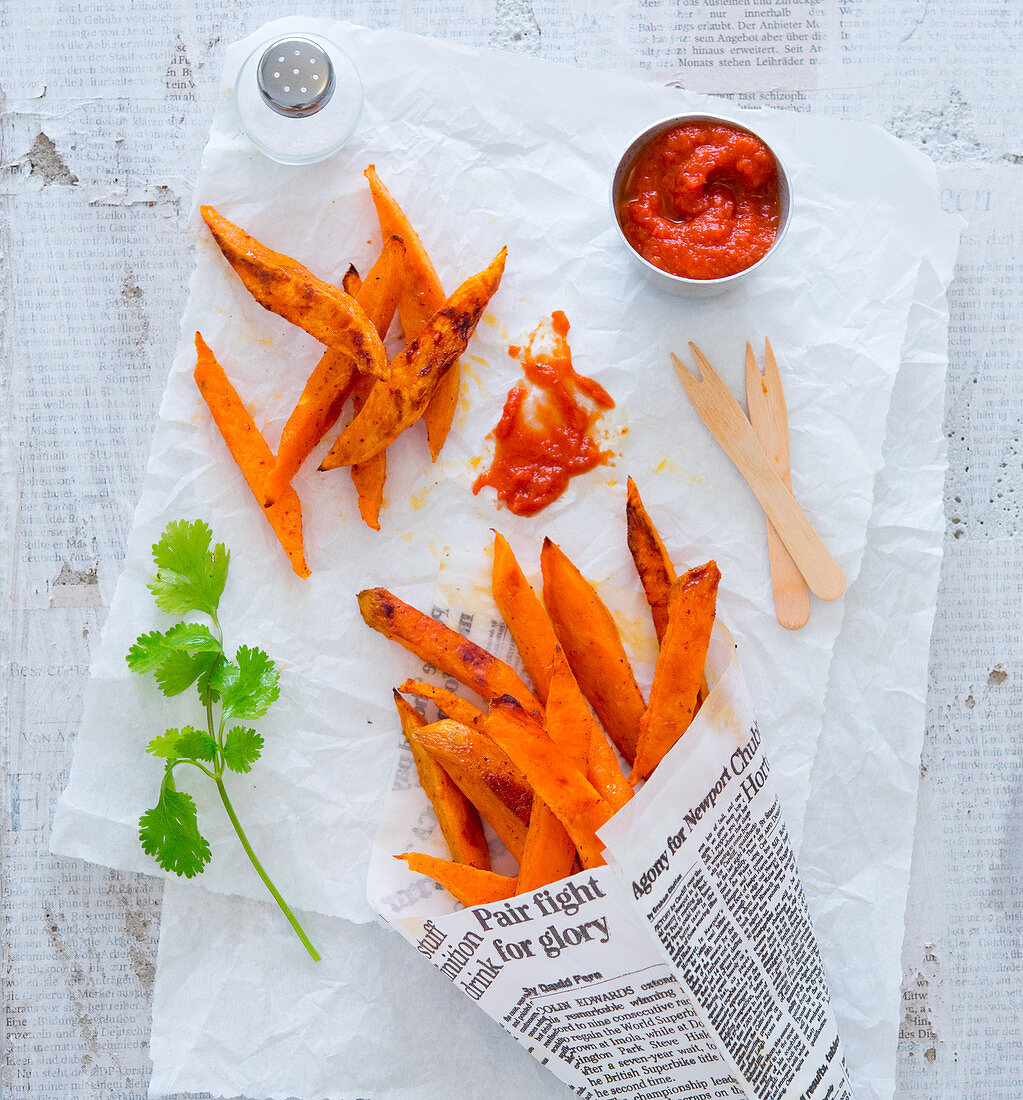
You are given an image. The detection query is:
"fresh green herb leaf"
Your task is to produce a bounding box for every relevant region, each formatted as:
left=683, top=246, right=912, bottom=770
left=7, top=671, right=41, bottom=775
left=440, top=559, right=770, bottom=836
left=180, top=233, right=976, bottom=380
left=127, top=630, right=176, bottom=674
left=216, top=646, right=280, bottom=721
left=148, top=519, right=229, bottom=618
left=162, top=621, right=222, bottom=652
left=222, top=726, right=264, bottom=773
left=128, top=518, right=319, bottom=960
left=138, top=773, right=212, bottom=878
left=153, top=648, right=221, bottom=698
left=146, top=726, right=218, bottom=762
left=127, top=623, right=221, bottom=677
left=147, top=728, right=186, bottom=758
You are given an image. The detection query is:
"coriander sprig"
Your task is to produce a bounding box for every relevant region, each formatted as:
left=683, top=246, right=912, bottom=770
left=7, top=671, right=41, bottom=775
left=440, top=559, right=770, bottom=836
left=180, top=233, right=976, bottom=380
left=127, top=519, right=319, bottom=960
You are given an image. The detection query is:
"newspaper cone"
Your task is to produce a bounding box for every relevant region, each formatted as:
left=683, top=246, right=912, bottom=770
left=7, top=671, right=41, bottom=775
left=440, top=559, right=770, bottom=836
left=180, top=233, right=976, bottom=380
left=369, top=621, right=854, bottom=1100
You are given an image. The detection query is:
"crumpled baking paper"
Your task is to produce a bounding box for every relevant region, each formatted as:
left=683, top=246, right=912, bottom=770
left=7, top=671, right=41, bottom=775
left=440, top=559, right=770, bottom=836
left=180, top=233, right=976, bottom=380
left=53, top=18, right=957, bottom=922
left=47, top=17, right=960, bottom=1100
left=146, top=242, right=956, bottom=1100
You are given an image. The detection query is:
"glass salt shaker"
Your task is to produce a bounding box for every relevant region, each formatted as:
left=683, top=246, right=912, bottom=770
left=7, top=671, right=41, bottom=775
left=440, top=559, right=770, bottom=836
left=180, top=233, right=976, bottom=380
left=235, top=33, right=363, bottom=165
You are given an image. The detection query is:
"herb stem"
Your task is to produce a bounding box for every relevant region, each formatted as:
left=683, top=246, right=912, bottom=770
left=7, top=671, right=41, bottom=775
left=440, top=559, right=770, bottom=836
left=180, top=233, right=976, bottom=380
left=213, top=775, right=320, bottom=961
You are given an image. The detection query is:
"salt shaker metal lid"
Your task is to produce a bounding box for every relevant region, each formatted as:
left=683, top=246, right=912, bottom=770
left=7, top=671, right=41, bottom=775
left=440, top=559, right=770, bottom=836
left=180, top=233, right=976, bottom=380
left=235, top=31, right=362, bottom=165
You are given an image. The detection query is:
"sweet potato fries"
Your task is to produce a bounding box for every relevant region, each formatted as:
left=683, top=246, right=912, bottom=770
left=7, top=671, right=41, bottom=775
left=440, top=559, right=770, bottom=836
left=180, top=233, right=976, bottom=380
left=365, top=483, right=720, bottom=907
left=194, top=170, right=505, bottom=572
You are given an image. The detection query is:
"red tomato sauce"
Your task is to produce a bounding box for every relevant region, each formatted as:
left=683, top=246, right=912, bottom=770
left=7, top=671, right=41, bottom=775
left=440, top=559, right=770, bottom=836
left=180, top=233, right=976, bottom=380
left=473, top=311, right=615, bottom=516
left=617, top=122, right=780, bottom=279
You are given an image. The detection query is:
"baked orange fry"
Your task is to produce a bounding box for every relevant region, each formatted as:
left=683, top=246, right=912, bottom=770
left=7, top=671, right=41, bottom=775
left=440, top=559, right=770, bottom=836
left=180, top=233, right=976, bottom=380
left=587, top=722, right=634, bottom=813
left=341, top=264, right=361, bottom=296
left=320, top=248, right=507, bottom=469
left=393, top=693, right=490, bottom=870
left=364, top=165, right=445, bottom=339
left=193, top=333, right=309, bottom=578
left=348, top=371, right=387, bottom=529
left=395, top=852, right=517, bottom=907
left=629, top=561, right=721, bottom=785
left=626, top=476, right=678, bottom=645
left=547, top=646, right=632, bottom=813
left=200, top=204, right=389, bottom=381
left=363, top=164, right=456, bottom=461
left=491, top=531, right=559, bottom=705
left=540, top=538, right=646, bottom=765
left=516, top=648, right=596, bottom=890
left=410, top=719, right=532, bottom=862
left=261, top=236, right=405, bottom=509
left=516, top=797, right=577, bottom=893
left=486, top=696, right=613, bottom=869
left=335, top=255, right=390, bottom=529
left=398, top=679, right=487, bottom=730
left=358, top=587, right=543, bottom=718
left=544, top=647, right=592, bottom=769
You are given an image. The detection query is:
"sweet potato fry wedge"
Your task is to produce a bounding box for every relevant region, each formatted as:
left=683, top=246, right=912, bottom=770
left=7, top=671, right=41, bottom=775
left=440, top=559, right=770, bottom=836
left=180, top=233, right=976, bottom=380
left=364, top=166, right=445, bottom=335
left=410, top=719, right=532, bottom=861
left=398, top=679, right=487, bottom=730
left=587, top=723, right=634, bottom=813
left=626, top=476, right=678, bottom=645
left=629, top=561, right=721, bottom=785
left=261, top=235, right=405, bottom=509
left=395, top=853, right=517, bottom=907
left=341, top=264, right=361, bottom=296
left=491, top=531, right=559, bottom=704
left=264, top=357, right=357, bottom=507
left=348, top=371, right=387, bottom=529
left=540, top=538, right=646, bottom=764
left=358, top=587, right=543, bottom=717
left=320, top=248, right=507, bottom=469
left=516, top=797, right=577, bottom=893
left=393, top=693, right=490, bottom=870
left=363, top=164, right=457, bottom=460
left=543, top=646, right=591, bottom=770
left=423, top=358, right=461, bottom=462
left=486, top=696, right=613, bottom=869
left=546, top=647, right=632, bottom=812
left=200, top=205, right=389, bottom=380
left=193, top=333, right=309, bottom=578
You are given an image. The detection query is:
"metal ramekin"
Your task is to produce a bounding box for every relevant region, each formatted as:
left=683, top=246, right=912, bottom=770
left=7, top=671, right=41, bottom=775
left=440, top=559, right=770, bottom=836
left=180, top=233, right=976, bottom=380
left=611, top=113, right=792, bottom=299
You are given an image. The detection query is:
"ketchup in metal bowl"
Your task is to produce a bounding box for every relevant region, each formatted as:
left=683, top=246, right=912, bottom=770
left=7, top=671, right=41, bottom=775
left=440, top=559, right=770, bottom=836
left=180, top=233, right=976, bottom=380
left=616, top=120, right=782, bottom=281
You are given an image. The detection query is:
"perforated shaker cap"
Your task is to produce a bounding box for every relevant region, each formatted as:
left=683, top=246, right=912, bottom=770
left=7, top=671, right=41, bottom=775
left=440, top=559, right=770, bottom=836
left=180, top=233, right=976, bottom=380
left=235, top=30, right=363, bottom=165
left=257, top=37, right=336, bottom=118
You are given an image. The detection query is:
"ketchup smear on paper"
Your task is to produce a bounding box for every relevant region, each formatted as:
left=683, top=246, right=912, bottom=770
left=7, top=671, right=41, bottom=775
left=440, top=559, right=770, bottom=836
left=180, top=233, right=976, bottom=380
left=473, top=311, right=615, bottom=516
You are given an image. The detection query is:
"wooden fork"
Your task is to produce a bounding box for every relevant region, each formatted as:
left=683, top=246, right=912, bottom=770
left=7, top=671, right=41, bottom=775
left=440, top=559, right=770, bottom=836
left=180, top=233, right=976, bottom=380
left=745, top=340, right=811, bottom=629
left=671, top=342, right=845, bottom=604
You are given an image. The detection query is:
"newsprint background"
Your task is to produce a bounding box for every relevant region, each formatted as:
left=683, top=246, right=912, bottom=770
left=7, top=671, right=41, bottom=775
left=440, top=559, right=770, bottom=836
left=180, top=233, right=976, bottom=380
left=2, top=1, right=1022, bottom=1098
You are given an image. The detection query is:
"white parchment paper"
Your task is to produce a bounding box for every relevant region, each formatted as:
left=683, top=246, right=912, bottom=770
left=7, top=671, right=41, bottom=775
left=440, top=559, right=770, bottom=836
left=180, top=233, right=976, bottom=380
left=47, top=17, right=960, bottom=1099
left=52, top=19, right=958, bottom=926
left=146, top=244, right=956, bottom=1100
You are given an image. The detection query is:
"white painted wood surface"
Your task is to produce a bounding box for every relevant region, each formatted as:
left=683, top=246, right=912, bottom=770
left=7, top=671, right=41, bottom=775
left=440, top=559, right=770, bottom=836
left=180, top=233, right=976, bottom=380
left=3, top=2, right=1021, bottom=1096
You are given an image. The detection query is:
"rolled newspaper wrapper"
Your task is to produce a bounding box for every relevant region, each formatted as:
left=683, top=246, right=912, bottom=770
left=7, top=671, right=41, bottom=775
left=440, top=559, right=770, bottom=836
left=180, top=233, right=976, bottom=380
left=369, top=619, right=854, bottom=1100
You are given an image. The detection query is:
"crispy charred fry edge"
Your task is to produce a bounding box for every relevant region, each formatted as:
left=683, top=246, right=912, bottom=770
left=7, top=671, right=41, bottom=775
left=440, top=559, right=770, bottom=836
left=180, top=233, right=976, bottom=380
left=358, top=586, right=542, bottom=717
left=373, top=485, right=722, bottom=908
left=262, top=235, right=405, bottom=511
left=200, top=205, right=389, bottom=381
left=320, top=248, right=507, bottom=470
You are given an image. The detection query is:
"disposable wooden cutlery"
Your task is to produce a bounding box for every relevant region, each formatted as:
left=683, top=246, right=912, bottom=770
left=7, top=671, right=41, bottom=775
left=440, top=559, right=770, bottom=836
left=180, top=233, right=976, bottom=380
left=671, top=342, right=846, bottom=605
left=744, top=339, right=811, bottom=629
